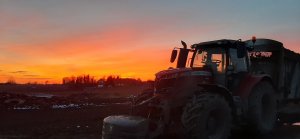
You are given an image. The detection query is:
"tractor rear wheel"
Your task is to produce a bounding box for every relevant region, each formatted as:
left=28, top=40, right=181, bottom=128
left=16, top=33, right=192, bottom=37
left=248, top=81, right=277, bottom=134
left=181, top=93, right=232, bottom=139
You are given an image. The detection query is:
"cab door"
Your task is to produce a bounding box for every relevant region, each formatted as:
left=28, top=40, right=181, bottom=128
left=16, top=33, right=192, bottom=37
left=227, top=48, right=249, bottom=91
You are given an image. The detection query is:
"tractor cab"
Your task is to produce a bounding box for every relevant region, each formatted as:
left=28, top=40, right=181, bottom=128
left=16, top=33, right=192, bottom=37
left=170, top=39, right=254, bottom=89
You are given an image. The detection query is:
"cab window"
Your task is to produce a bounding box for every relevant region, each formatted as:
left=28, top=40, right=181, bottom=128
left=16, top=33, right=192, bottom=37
left=193, top=47, right=226, bottom=73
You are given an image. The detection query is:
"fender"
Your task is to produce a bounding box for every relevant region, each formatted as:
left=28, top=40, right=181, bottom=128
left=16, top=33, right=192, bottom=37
left=197, top=84, right=234, bottom=111
left=234, top=74, right=272, bottom=100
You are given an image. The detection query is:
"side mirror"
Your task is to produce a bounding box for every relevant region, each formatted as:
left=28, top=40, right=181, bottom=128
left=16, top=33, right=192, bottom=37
left=170, top=49, right=178, bottom=63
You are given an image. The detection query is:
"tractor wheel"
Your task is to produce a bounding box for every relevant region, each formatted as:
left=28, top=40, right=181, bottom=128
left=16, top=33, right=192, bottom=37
left=181, top=93, right=232, bottom=139
left=248, top=81, right=277, bottom=134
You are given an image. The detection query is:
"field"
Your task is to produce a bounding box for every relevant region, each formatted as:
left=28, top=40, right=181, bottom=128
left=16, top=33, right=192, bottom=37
left=1, top=84, right=300, bottom=139
left=0, top=105, right=130, bottom=139
left=0, top=84, right=143, bottom=138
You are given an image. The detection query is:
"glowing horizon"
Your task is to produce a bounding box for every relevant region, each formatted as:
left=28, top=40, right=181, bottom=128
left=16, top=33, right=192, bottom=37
left=0, top=1, right=300, bottom=84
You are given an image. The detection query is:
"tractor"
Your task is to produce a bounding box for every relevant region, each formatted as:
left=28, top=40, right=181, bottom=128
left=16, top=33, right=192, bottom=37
left=102, top=37, right=300, bottom=139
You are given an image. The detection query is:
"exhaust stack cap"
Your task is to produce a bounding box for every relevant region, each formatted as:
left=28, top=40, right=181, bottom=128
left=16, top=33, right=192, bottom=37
left=181, top=40, right=187, bottom=49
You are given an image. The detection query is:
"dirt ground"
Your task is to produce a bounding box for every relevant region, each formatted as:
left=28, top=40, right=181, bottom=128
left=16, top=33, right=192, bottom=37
left=0, top=105, right=131, bottom=139
left=1, top=84, right=300, bottom=139
left=231, top=126, right=300, bottom=139
left=1, top=104, right=300, bottom=139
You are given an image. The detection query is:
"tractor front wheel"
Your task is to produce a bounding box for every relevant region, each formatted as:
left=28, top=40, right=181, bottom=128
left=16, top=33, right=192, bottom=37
left=181, top=93, right=232, bottom=139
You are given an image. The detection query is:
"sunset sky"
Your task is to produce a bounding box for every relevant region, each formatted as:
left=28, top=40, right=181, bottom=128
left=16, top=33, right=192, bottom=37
left=0, top=0, right=300, bottom=84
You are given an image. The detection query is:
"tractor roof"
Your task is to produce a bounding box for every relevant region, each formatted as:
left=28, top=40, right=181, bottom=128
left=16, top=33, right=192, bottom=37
left=191, top=39, right=242, bottom=49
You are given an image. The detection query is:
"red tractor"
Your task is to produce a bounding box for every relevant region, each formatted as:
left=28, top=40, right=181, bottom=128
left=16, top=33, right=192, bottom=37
left=102, top=38, right=300, bottom=139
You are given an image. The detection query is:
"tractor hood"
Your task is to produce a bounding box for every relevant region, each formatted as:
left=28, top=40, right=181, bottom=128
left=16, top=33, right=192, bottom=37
left=155, top=67, right=213, bottom=80
left=155, top=68, right=192, bottom=79
left=154, top=67, right=213, bottom=94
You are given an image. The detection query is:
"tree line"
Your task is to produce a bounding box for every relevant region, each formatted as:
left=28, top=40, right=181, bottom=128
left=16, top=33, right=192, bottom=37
left=62, top=75, right=143, bottom=88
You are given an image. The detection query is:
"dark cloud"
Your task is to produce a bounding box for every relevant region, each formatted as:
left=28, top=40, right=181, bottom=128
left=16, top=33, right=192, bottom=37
left=24, top=77, right=52, bottom=80
left=24, top=74, right=39, bottom=77
left=10, top=70, right=27, bottom=74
